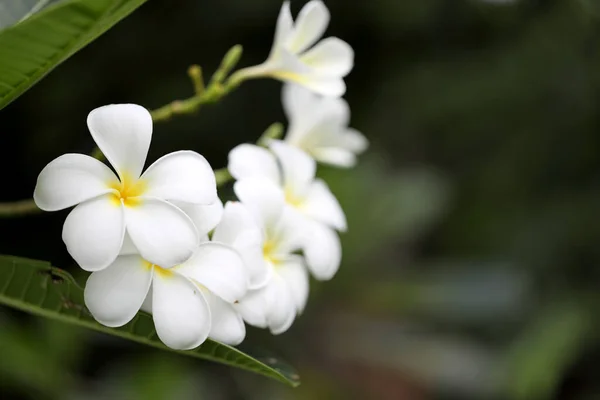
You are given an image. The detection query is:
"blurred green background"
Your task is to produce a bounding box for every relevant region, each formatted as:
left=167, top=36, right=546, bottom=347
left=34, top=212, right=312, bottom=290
left=2, top=0, right=600, bottom=398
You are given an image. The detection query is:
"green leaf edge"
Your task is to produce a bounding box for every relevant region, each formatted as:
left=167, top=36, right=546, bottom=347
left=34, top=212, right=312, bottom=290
left=0, top=254, right=300, bottom=387
left=0, top=0, right=148, bottom=110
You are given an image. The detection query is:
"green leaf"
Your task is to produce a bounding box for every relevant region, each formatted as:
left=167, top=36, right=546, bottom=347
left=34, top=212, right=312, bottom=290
left=0, top=0, right=148, bottom=110
left=0, top=254, right=300, bottom=387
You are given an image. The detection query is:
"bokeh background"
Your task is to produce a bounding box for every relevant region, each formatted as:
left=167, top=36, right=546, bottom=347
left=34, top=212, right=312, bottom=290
left=1, top=0, right=600, bottom=398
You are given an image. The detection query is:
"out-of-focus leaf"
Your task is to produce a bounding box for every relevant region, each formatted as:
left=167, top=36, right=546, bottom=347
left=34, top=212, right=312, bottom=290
left=0, top=0, right=148, bottom=110
left=503, top=301, right=591, bottom=400
left=0, top=255, right=300, bottom=387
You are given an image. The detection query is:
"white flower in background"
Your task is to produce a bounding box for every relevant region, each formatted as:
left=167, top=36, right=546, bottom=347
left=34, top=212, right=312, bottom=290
left=33, top=104, right=216, bottom=271
left=282, top=84, right=368, bottom=167
left=84, top=237, right=248, bottom=349
left=214, top=182, right=309, bottom=335
left=229, top=141, right=346, bottom=280
left=236, top=0, right=353, bottom=97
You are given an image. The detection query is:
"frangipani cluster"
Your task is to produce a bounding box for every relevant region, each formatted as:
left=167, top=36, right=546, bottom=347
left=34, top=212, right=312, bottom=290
left=33, top=0, right=367, bottom=351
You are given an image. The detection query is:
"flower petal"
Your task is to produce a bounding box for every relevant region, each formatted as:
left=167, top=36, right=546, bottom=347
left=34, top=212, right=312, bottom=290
left=34, top=154, right=117, bottom=211
left=269, top=140, right=315, bottom=199
left=174, top=199, right=223, bottom=237
left=141, top=151, right=216, bottom=204
left=235, top=287, right=269, bottom=328
left=282, top=83, right=318, bottom=124
left=302, top=179, right=347, bottom=231
left=87, top=104, right=152, bottom=180
left=300, top=37, right=354, bottom=77
left=311, top=148, right=356, bottom=168
left=152, top=272, right=210, bottom=350
left=233, top=178, right=285, bottom=230
left=212, top=202, right=270, bottom=289
left=303, top=222, right=341, bottom=280
left=84, top=255, right=152, bottom=327
left=287, top=0, right=330, bottom=54
left=342, top=128, right=369, bottom=153
left=175, top=242, right=247, bottom=303
left=119, top=231, right=138, bottom=255
left=124, top=197, right=198, bottom=268
left=296, top=75, right=346, bottom=97
left=269, top=206, right=308, bottom=257
left=228, top=144, right=280, bottom=184
left=265, top=274, right=297, bottom=334
left=62, top=194, right=125, bottom=271
left=271, top=1, right=293, bottom=52
left=277, top=258, right=310, bottom=314
left=202, top=288, right=246, bottom=346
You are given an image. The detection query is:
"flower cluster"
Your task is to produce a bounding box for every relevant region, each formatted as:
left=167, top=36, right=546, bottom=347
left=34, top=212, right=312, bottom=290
left=33, top=0, right=367, bottom=350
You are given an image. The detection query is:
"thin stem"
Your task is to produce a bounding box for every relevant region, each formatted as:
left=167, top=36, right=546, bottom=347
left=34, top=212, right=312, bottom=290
left=0, top=199, right=41, bottom=217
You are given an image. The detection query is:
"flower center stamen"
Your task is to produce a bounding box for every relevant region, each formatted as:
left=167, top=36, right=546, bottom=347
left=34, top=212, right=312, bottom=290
left=108, top=174, right=146, bottom=207
left=263, top=240, right=282, bottom=266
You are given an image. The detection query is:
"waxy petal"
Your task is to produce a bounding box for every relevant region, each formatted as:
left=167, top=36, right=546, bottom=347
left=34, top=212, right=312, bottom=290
left=202, top=288, right=246, bottom=346
left=233, top=178, right=285, bottom=231
left=124, top=197, right=198, bottom=268
left=84, top=255, right=152, bottom=327
left=271, top=1, right=293, bottom=53
left=62, top=194, right=125, bottom=271
left=265, top=274, right=297, bottom=334
left=228, top=144, right=280, bottom=184
left=302, top=179, right=347, bottom=231
left=300, top=37, right=354, bottom=77
left=212, top=202, right=270, bottom=289
left=141, top=151, right=216, bottom=204
left=87, top=104, right=152, bottom=181
left=278, top=258, right=310, bottom=314
left=175, top=199, right=224, bottom=237
left=175, top=242, right=247, bottom=303
left=282, top=83, right=318, bottom=125
left=270, top=140, right=315, bottom=199
left=303, top=222, right=341, bottom=281
left=311, top=148, right=356, bottom=167
left=152, top=272, right=210, bottom=350
left=342, top=128, right=369, bottom=153
left=286, top=0, right=330, bottom=54
left=34, top=154, right=117, bottom=211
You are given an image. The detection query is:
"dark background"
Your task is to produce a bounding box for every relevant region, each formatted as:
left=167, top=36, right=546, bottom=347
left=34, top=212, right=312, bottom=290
left=1, top=0, right=600, bottom=398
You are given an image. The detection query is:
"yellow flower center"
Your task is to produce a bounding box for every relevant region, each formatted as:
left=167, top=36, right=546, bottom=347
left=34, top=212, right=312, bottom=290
left=143, top=260, right=174, bottom=278
left=108, top=173, right=147, bottom=207
left=284, top=188, right=304, bottom=209
left=263, top=240, right=282, bottom=266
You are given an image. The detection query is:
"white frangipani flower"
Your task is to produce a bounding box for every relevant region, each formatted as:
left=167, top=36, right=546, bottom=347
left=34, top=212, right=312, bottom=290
left=84, top=237, right=248, bottom=349
left=214, top=182, right=309, bottom=335
left=229, top=141, right=345, bottom=280
left=33, top=104, right=216, bottom=272
left=236, top=0, right=353, bottom=97
left=282, top=83, right=368, bottom=167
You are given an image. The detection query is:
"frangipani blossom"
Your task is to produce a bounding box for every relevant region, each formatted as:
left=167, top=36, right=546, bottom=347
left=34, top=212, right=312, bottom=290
left=229, top=141, right=345, bottom=280
left=282, top=84, right=368, bottom=167
left=33, top=104, right=216, bottom=271
left=235, top=1, right=353, bottom=97
left=214, top=182, right=309, bottom=334
left=84, top=239, right=248, bottom=349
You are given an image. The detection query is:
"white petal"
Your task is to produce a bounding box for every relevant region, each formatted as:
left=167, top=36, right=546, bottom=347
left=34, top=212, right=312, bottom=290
left=119, top=231, right=139, bottom=255
left=124, top=197, right=198, bottom=268
left=34, top=154, right=117, bottom=211
left=271, top=1, right=293, bottom=52
left=269, top=140, right=315, bottom=199
left=277, top=258, right=310, bottom=314
left=287, top=0, right=330, bottom=53
left=300, top=37, right=354, bottom=77
left=265, top=274, right=297, bottom=334
left=269, top=206, right=308, bottom=257
left=303, top=222, right=341, bottom=280
left=297, top=75, right=346, bottom=97
left=228, top=144, right=280, bottom=184
left=152, top=272, right=210, bottom=350
left=302, top=179, right=347, bottom=231
left=202, top=288, right=245, bottom=346
left=233, top=178, right=285, bottom=229
left=175, top=199, right=224, bottom=237
left=87, top=104, right=152, bottom=180
left=141, top=151, right=216, bottom=204
left=342, top=128, right=369, bottom=153
left=235, top=287, right=269, bottom=328
left=282, top=83, right=318, bottom=123
left=175, top=242, right=247, bottom=303
left=311, top=147, right=356, bottom=167
left=212, top=202, right=270, bottom=289
left=84, top=255, right=152, bottom=327
left=62, top=194, right=125, bottom=271
left=140, top=288, right=153, bottom=314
